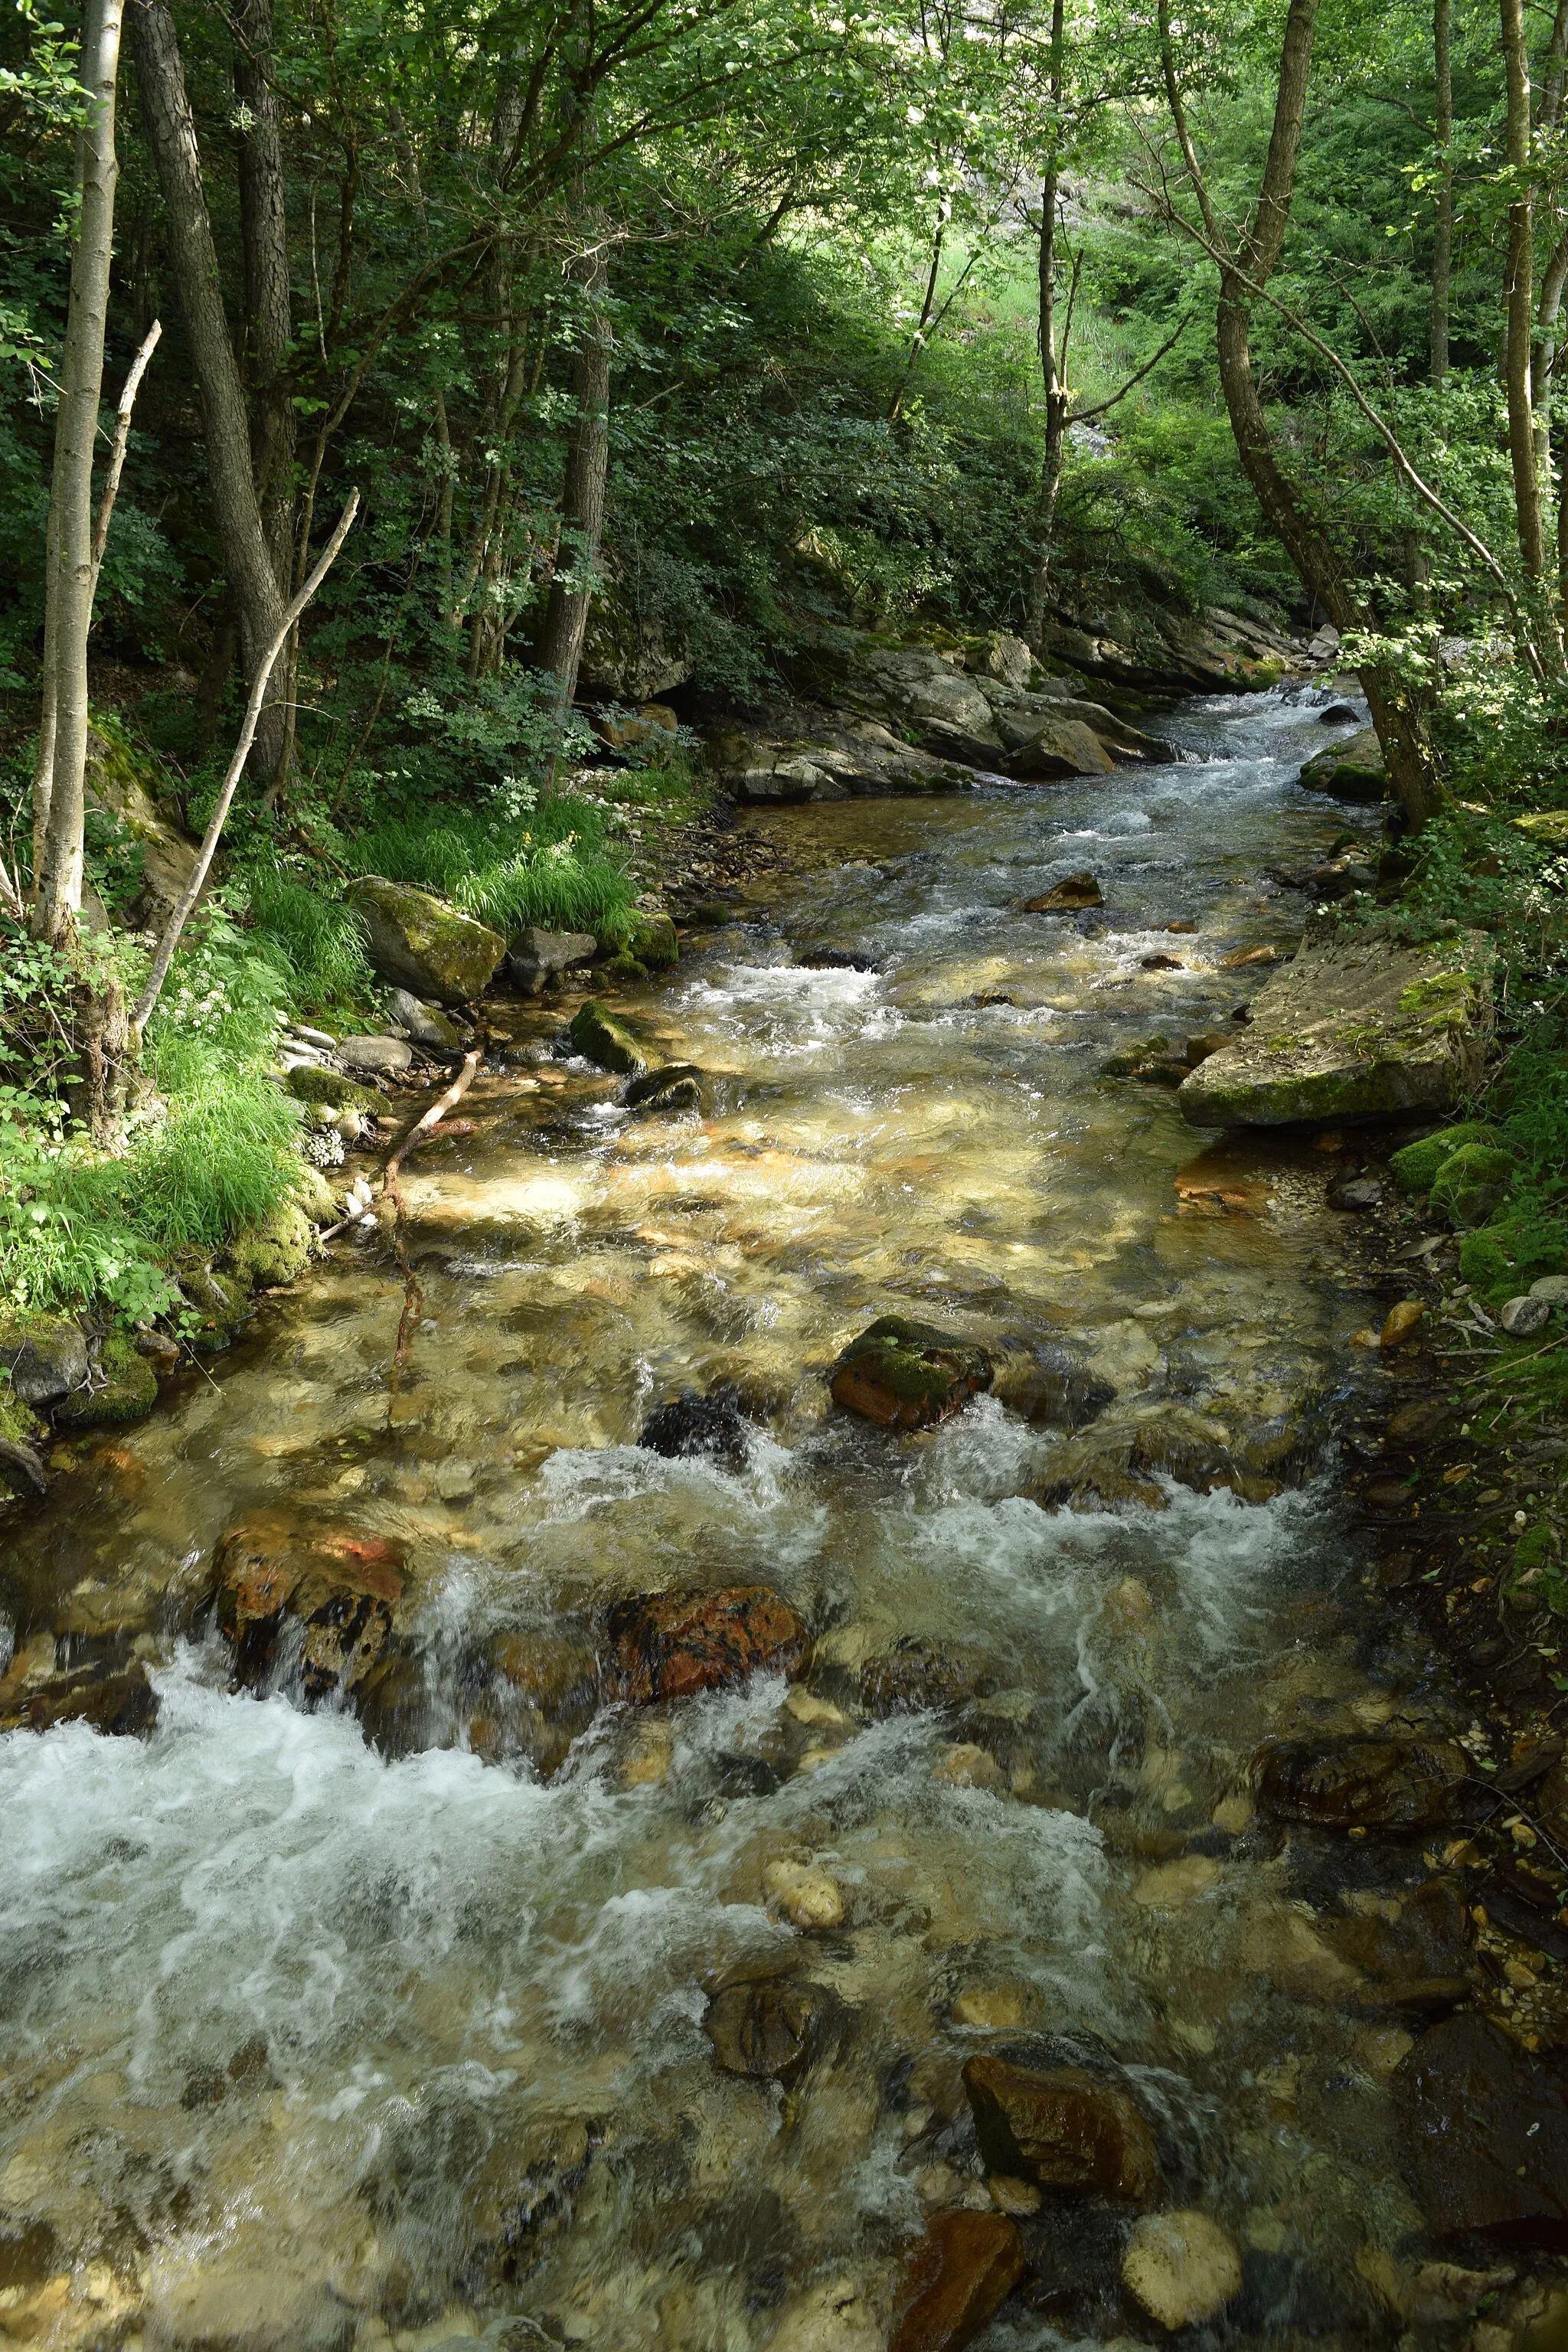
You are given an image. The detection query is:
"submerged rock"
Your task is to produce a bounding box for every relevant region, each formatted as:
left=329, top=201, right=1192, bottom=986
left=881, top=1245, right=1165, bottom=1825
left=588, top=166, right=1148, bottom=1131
left=991, top=1338, right=1116, bottom=1429
left=1024, top=871, right=1102, bottom=913
left=214, top=1515, right=406, bottom=1703
left=962, top=2053, right=1159, bottom=2200
left=705, top=1974, right=838, bottom=2080
left=0, top=1662, right=158, bottom=1738
left=1122, top=2210, right=1243, bottom=2331
left=1394, top=2014, right=1568, bottom=2249
left=829, top=1315, right=994, bottom=1429
left=889, top=2210, right=1027, bottom=2352
left=860, top=1638, right=982, bottom=1717
left=346, top=874, right=507, bottom=1004
left=606, top=1584, right=810, bottom=1702
left=1254, top=1735, right=1470, bottom=1830
left=763, top=1858, right=844, bottom=1929
left=568, top=998, right=657, bottom=1075
left=624, top=1062, right=706, bottom=1112
left=638, top=1390, right=750, bottom=1469
left=1178, top=927, right=1493, bottom=1127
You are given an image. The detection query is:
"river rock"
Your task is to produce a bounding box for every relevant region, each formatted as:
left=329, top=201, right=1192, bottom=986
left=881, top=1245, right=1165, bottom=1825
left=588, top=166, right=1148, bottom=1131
left=861, top=1639, right=983, bottom=1716
left=1253, top=1735, right=1470, bottom=1830
left=1429, top=1141, right=1515, bottom=1227
left=962, top=2054, right=1159, bottom=2199
left=639, top=1390, right=750, bottom=1468
left=214, top=1514, right=406, bottom=1702
left=1393, top=2014, right=1568, bottom=2249
left=54, top=1331, right=158, bottom=1426
left=1178, top=926, right=1493, bottom=1127
left=763, top=1858, right=844, bottom=1929
left=507, top=925, right=598, bottom=996
left=829, top=1316, right=994, bottom=1429
left=386, top=987, right=464, bottom=1047
left=606, top=1584, right=810, bottom=1702
left=889, top=2210, right=1027, bottom=2352
left=0, top=1662, right=158, bottom=1739
left=1297, top=726, right=1386, bottom=803
left=705, top=1974, right=837, bottom=2080
left=1530, top=1275, right=1568, bottom=1304
left=1328, top=1174, right=1383, bottom=1211
left=346, top=874, right=508, bottom=1003
left=2, top=1319, right=89, bottom=1407
left=285, top=1065, right=381, bottom=1113
left=991, top=1338, right=1116, bottom=1428
left=480, top=1627, right=601, bottom=1775
left=1122, top=2211, right=1243, bottom=2331
left=624, top=1062, right=705, bottom=1112
left=568, top=998, right=656, bottom=1075
left=1005, top=714, right=1116, bottom=781
left=1501, top=1294, right=1552, bottom=1336
left=984, top=632, right=1033, bottom=688
left=336, top=1033, right=413, bottom=1076
left=1024, top=871, right=1102, bottom=913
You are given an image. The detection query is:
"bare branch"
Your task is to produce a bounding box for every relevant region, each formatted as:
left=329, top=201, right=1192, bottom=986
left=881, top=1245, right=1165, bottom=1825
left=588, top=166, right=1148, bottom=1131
left=90, top=318, right=161, bottom=586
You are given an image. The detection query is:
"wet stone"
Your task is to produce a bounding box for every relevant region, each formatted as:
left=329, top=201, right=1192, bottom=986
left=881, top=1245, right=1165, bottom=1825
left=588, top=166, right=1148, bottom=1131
left=606, top=1583, right=810, bottom=1703
left=861, top=1638, right=981, bottom=1717
left=1, top=1319, right=88, bottom=1406
left=638, top=1390, right=751, bottom=1469
left=829, top=1315, right=994, bottom=1429
left=1328, top=1174, right=1383, bottom=1211
left=1254, top=1734, right=1471, bottom=1830
left=1024, top=871, right=1102, bottom=913
left=335, top=1033, right=413, bottom=1076
left=214, top=1514, right=406, bottom=1704
left=1122, top=2210, right=1243, bottom=2331
left=890, top=2210, right=1027, bottom=2352
left=0, top=1662, right=157, bottom=1739
left=991, top=1339, right=1116, bottom=1429
left=962, top=2054, right=1159, bottom=2200
left=705, top=1975, right=838, bottom=2081
left=625, top=1062, right=706, bottom=1112
left=1394, top=2014, right=1568, bottom=2250
left=569, top=998, right=657, bottom=1075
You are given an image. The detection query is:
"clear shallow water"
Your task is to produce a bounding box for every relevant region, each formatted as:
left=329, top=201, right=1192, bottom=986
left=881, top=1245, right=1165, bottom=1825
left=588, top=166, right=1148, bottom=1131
left=0, top=691, right=1457, bottom=2349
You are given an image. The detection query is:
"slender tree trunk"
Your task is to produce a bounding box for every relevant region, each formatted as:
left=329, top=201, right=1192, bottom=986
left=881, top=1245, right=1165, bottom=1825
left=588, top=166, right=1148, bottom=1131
left=1430, top=0, right=1452, bottom=381
left=539, top=234, right=611, bottom=716
left=1501, top=0, right=1545, bottom=577
left=131, top=0, right=289, bottom=786
left=34, top=0, right=125, bottom=946
left=233, top=0, right=295, bottom=585
left=1024, top=0, right=1069, bottom=645
left=888, top=204, right=946, bottom=423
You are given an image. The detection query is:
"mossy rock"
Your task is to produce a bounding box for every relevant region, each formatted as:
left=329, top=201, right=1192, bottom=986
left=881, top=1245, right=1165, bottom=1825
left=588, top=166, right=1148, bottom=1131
left=286, top=1065, right=381, bottom=1113
left=625, top=1063, right=706, bottom=1112
left=1297, top=726, right=1385, bottom=804
left=1429, top=1142, right=1516, bottom=1229
left=569, top=1000, right=658, bottom=1076
left=347, top=874, right=508, bottom=1004
left=1388, top=1122, right=1501, bottom=1196
left=220, top=1197, right=315, bottom=1291
left=829, top=1315, right=994, bottom=1429
left=292, top=1164, right=338, bottom=1224
left=55, top=1331, right=158, bottom=1428
left=603, top=909, right=678, bottom=972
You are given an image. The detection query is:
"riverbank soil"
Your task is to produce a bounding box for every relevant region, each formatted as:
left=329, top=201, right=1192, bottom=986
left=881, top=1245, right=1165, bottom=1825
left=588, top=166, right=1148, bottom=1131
left=2, top=690, right=1566, bottom=2350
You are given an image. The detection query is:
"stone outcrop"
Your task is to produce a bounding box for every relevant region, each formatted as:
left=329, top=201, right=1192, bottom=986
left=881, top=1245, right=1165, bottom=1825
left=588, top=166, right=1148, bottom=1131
left=1178, top=926, right=1494, bottom=1128
left=346, top=876, right=507, bottom=1004
left=606, top=1584, right=810, bottom=1701
left=829, top=1316, right=994, bottom=1429
left=214, top=1515, right=406, bottom=1702
left=1037, top=601, right=1292, bottom=694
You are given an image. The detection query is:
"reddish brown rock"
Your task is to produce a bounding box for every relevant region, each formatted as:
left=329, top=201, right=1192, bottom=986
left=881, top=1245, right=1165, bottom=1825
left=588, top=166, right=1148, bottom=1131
left=1024, top=872, right=1102, bottom=913
left=962, top=2055, right=1159, bottom=2200
left=1253, top=1735, right=1469, bottom=1831
left=829, top=1317, right=993, bottom=1431
left=890, top=2211, right=1027, bottom=2352
left=1394, top=2014, right=1568, bottom=2249
left=214, top=1515, right=405, bottom=1702
left=606, top=1585, right=809, bottom=1704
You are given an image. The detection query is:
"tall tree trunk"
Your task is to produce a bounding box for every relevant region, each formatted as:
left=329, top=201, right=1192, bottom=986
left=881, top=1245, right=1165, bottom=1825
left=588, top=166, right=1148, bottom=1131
left=539, top=234, right=611, bottom=716
left=1501, top=0, right=1545, bottom=576
left=1024, top=0, right=1068, bottom=646
left=130, top=0, right=289, bottom=786
left=1430, top=0, right=1452, bottom=381
left=233, top=0, right=294, bottom=583
left=34, top=0, right=125, bottom=946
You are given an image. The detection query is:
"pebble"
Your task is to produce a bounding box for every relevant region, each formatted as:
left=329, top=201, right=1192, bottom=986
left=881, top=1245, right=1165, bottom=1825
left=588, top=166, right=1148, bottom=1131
left=1500, top=1295, right=1551, bottom=1336
left=1211, top=1792, right=1254, bottom=1834
left=763, top=1858, right=844, bottom=1929
left=952, top=1985, right=1027, bottom=2030
left=1380, top=1300, right=1425, bottom=1348
left=1122, top=2210, right=1243, bottom=2331
left=988, top=2174, right=1042, bottom=2216
left=783, top=1687, right=851, bottom=1730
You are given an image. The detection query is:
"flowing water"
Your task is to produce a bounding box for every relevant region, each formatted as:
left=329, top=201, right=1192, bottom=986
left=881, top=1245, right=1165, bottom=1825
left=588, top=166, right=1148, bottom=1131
left=0, top=691, right=1473, bottom=2350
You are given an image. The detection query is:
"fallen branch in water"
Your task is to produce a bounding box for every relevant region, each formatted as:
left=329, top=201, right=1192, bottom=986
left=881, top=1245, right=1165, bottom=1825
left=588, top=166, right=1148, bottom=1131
left=381, top=1051, right=481, bottom=1205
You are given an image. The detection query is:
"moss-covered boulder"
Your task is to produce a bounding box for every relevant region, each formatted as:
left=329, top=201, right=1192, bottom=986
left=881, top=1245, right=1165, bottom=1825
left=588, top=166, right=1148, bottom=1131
left=220, top=1197, right=315, bottom=1291
left=1389, top=1122, right=1502, bottom=1195
left=56, top=1331, right=158, bottom=1427
left=1297, top=726, right=1386, bottom=804
left=286, top=1065, right=380, bottom=1113
left=625, top=1063, right=706, bottom=1112
left=347, top=875, right=507, bottom=1004
left=596, top=908, right=679, bottom=981
left=1429, top=1142, right=1516, bottom=1229
left=1178, top=928, right=1493, bottom=1128
left=0, top=1316, right=89, bottom=1406
left=829, top=1315, right=994, bottom=1429
left=569, top=1000, right=658, bottom=1076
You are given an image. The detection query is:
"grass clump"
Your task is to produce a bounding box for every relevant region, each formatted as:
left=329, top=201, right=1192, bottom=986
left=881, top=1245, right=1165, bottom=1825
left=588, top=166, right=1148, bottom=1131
left=340, top=800, right=635, bottom=939
left=247, top=873, right=374, bottom=1008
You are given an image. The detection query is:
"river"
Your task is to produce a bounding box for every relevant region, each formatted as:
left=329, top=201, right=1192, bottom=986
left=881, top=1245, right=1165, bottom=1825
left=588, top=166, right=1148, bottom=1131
left=2, top=687, right=1481, bottom=2350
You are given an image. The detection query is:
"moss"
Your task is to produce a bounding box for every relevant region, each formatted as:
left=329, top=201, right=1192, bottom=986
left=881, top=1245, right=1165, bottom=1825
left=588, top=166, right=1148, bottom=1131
left=1388, top=1122, right=1501, bottom=1195
left=569, top=1000, right=658, bottom=1076
left=834, top=1315, right=994, bottom=1404
left=55, top=1331, right=158, bottom=1427
left=220, top=1197, right=314, bottom=1291
left=286, top=1066, right=381, bottom=1112
left=1457, top=1214, right=1567, bottom=1304
left=348, top=875, right=508, bottom=1004
left=0, top=1381, right=42, bottom=1451
left=1429, top=1142, right=1517, bottom=1228
left=601, top=908, right=678, bottom=972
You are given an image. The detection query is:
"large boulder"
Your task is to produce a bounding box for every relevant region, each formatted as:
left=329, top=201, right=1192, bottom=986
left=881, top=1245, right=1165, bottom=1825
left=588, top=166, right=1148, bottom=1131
left=345, top=876, right=507, bottom=1004
left=606, top=1584, right=810, bottom=1702
left=890, top=2213, right=1027, bottom=2352
left=1178, top=927, right=1493, bottom=1128
left=507, top=925, right=598, bottom=996
left=829, top=1316, right=994, bottom=1429
left=962, top=2053, right=1160, bottom=2200
left=1253, top=1735, right=1471, bottom=1830
left=214, top=1515, right=405, bottom=1703
left=1004, top=713, right=1116, bottom=781
left=1394, top=2014, right=1568, bottom=2249
left=83, top=726, right=202, bottom=928
left=1298, top=725, right=1385, bottom=803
